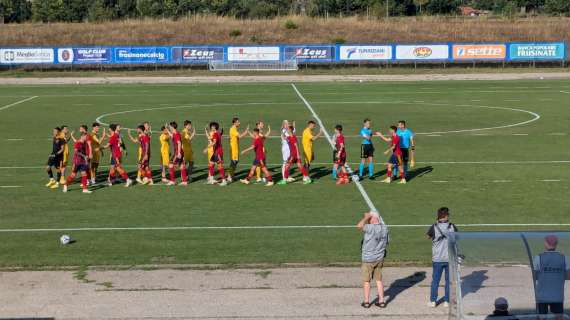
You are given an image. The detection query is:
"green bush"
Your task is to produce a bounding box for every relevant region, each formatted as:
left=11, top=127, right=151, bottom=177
left=284, top=19, right=298, bottom=29
left=331, top=36, right=346, bottom=44
left=229, top=29, right=242, bottom=37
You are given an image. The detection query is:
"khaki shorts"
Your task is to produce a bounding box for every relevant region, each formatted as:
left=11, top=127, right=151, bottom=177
left=361, top=260, right=383, bottom=282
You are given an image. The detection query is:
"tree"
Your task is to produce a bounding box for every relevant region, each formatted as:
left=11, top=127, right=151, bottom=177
left=116, top=0, right=138, bottom=18
left=545, top=0, right=570, bottom=14
left=0, top=0, right=32, bottom=23
left=88, top=0, right=117, bottom=21
left=425, top=0, right=460, bottom=14
left=60, top=0, right=90, bottom=22
left=32, top=0, right=64, bottom=22
left=414, top=0, right=429, bottom=14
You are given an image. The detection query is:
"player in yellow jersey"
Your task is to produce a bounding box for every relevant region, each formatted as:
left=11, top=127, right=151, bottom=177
left=204, top=126, right=215, bottom=184
left=182, top=120, right=196, bottom=182
left=302, top=120, right=323, bottom=174
left=135, top=122, right=151, bottom=184
left=228, top=117, right=249, bottom=183
left=159, top=126, right=171, bottom=183
left=58, top=125, right=70, bottom=184
left=89, top=123, right=106, bottom=185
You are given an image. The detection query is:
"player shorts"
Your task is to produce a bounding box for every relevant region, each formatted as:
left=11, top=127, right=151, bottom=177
left=210, top=154, right=223, bottom=163
left=47, top=154, right=63, bottom=169
left=183, top=147, right=193, bottom=163
left=91, top=150, right=101, bottom=164
left=288, top=155, right=300, bottom=164
left=401, top=148, right=410, bottom=163
left=333, top=150, right=346, bottom=166
left=160, top=152, right=170, bottom=166
left=361, top=259, right=383, bottom=282
left=537, top=303, right=563, bottom=314
left=73, top=164, right=89, bottom=173
left=361, top=144, right=374, bottom=158
left=110, top=156, right=122, bottom=166
left=303, top=149, right=314, bottom=164
left=230, top=146, right=239, bottom=162
left=170, top=155, right=184, bottom=166
left=139, top=156, right=150, bottom=168
left=281, top=145, right=290, bottom=162
left=390, top=154, right=403, bottom=166
left=253, top=158, right=266, bottom=167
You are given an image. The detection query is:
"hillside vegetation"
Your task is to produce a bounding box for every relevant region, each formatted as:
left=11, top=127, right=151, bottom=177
left=1, top=16, right=569, bottom=46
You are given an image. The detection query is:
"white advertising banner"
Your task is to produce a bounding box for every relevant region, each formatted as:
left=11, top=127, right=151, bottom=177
left=395, top=45, right=449, bottom=60
left=0, top=48, right=54, bottom=64
left=227, top=47, right=280, bottom=61
left=339, top=45, right=392, bottom=60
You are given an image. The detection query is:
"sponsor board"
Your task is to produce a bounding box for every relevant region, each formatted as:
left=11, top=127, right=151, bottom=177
left=395, top=45, right=449, bottom=60
left=452, top=44, right=506, bottom=60
left=227, top=47, right=280, bottom=61
left=284, top=46, right=334, bottom=62
left=57, top=48, right=111, bottom=64
left=509, top=43, right=565, bottom=60
left=339, top=45, right=392, bottom=61
left=172, top=47, right=224, bottom=63
left=114, top=47, right=170, bottom=63
left=0, top=48, right=54, bottom=64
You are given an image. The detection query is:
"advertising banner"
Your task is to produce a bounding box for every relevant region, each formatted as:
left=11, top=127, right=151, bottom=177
left=395, top=45, right=449, bottom=60
left=452, top=44, right=506, bottom=60
left=339, top=45, right=392, bottom=61
left=0, top=48, right=54, bottom=64
left=113, top=47, right=170, bottom=64
left=172, top=46, right=224, bottom=63
left=227, top=46, right=280, bottom=61
left=509, top=43, right=565, bottom=61
left=284, top=45, right=334, bottom=62
left=57, top=48, right=111, bottom=64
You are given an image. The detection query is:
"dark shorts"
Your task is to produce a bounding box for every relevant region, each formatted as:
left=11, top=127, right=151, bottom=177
left=288, top=156, right=300, bottom=164
left=390, top=154, right=403, bottom=166
left=170, top=155, right=184, bottom=166
left=333, top=150, right=346, bottom=166
left=537, top=302, right=564, bottom=314
left=361, top=144, right=374, bottom=158
left=210, top=154, right=223, bottom=163
left=139, top=159, right=150, bottom=168
left=111, top=156, right=122, bottom=166
left=47, top=155, right=63, bottom=169
left=73, top=164, right=88, bottom=173
left=401, top=148, right=410, bottom=163
left=253, top=158, right=266, bottom=166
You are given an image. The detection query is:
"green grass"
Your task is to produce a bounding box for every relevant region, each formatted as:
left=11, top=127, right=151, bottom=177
left=0, top=80, right=569, bottom=268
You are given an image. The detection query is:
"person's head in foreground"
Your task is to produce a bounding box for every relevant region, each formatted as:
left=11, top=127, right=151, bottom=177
left=252, top=128, right=260, bottom=138
left=491, top=297, right=510, bottom=316
left=545, top=235, right=558, bottom=251
left=307, top=120, right=316, bottom=130
left=368, top=211, right=380, bottom=224
left=184, top=120, right=192, bottom=130
left=335, top=124, right=343, bottom=134
left=363, top=118, right=371, bottom=128
left=398, top=120, right=406, bottom=130
left=389, top=125, right=397, bottom=136
left=437, top=207, right=450, bottom=222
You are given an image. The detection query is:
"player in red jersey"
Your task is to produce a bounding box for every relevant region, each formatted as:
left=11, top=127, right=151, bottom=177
left=127, top=125, right=153, bottom=185
left=280, top=125, right=311, bottom=185
left=332, top=124, right=349, bottom=185
left=167, top=121, right=188, bottom=186
left=75, top=125, right=93, bottom=184
left=104, top=124, right=132, bottom=187
left=206, top=122, right=227, bottom=186
left=62, top=133, right=91, bottom=194
left=240, top=128, right=273, bottom=186
left=378, top=125, right=406, bottom=184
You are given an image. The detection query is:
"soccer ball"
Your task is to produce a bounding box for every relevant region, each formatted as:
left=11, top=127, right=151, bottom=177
left=60, top=234, right=72, bottom=245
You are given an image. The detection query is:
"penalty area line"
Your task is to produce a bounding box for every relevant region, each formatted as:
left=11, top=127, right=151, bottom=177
left=2, top=223, right=570, bottom=233
left=0, top=96, right=38, bottom=112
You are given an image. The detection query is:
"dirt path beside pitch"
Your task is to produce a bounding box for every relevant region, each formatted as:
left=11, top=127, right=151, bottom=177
left=0, top=265, right=556, bottom=320
left=0, top=72, right=569, bottom=85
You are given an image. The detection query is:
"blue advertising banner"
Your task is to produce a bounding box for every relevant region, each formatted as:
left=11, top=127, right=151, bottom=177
left=284, top=45, right=335, bottom=62
left=508, top=43, right=566, bottom=61
left=172, top=46, right=224, bottom=64
left=113, top=47, right=170, bottom=64
left=57, top=48, right=111, bottom=64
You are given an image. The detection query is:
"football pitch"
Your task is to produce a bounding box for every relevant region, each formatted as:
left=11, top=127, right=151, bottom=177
left=1, top=79, right=569, bottom=268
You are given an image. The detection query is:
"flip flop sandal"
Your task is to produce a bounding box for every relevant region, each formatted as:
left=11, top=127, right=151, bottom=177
left=375, top=301, right=387, bottom=308
left=361, top=302, right=371, bottom=308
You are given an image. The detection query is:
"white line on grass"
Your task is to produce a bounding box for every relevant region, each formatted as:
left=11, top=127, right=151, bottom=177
left=1, top=223, right=570, bottom=233
left=492, top=180, right=512, bottom=183
left=540, top=179, right=561, bottom=182
left=291, top=83, right=381, bottom=220
left=0, top=96, right=38, bottom=112
left=0, top=186, right=23, bottom=188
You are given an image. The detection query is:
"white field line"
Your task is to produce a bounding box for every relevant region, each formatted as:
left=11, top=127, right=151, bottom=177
left=540, top=179, right=562, bottom=182
left=1, top=223, right=570, bottom=233
left=93, top=100, right=541, bottom=136
left=0, top=186, right=23, bottom=188
left=560, top=91, right=570, bottom=95
left=291, top=83, right=381, bottom=219
left=492, top=180, right=512, bottom=183
left=2, top=160, right=570, bottom=170
left=0, top=96, right=37, bottom=112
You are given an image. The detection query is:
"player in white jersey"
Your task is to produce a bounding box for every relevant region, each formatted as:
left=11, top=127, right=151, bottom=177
left=280, top=120, right=295, bottom=182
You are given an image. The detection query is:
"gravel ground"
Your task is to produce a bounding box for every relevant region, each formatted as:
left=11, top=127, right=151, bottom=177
left=0, top=266, right=561, bottom=320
